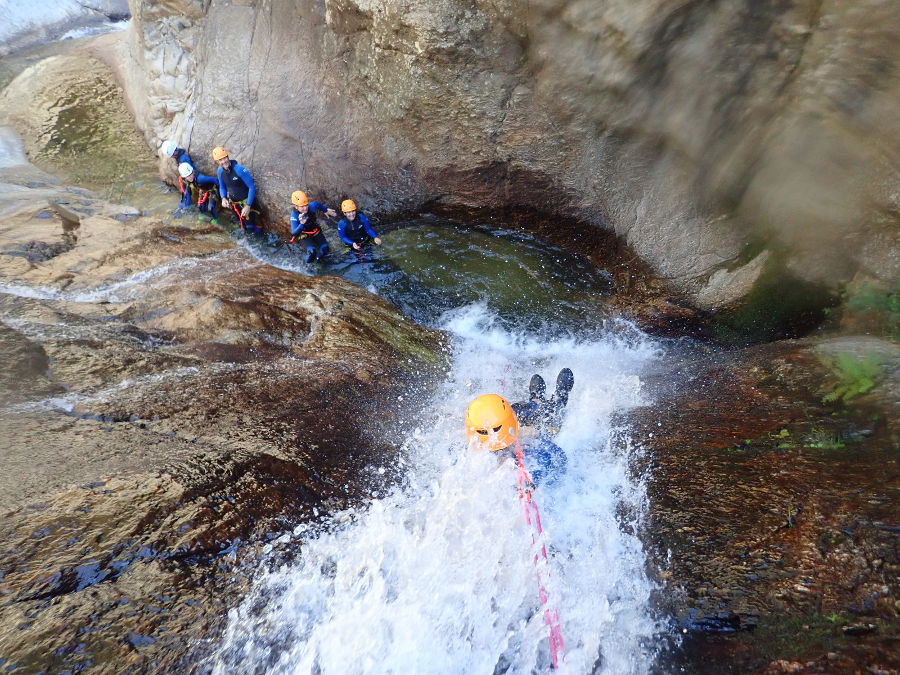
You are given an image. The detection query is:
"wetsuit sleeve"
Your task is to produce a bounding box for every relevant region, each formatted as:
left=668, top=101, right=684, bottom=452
left=234, top=164, right=256, bottom=206
left=178, top=150, right=194, bottom=169
left=337, top=219, right=354, bottom=246
left=217, top=167, right=228, bottom=199
left=196, top=174, right=217, bottom=188
left=290, top=210, right=302, bottom=236
left=358, top=212, right=378, bottom=238
left=179, top=180, right=191, bottom=208
left=309, top=201, right=327, bottom=214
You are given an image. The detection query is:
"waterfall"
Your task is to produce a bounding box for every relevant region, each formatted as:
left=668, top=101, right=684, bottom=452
left=211, top=304, right=664, bottom=674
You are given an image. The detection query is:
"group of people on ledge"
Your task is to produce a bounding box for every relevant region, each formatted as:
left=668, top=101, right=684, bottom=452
left=161, top=140, right=383, bottom=263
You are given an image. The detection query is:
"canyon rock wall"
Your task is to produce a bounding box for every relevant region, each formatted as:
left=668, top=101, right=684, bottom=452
left=119, top=0, right=899, bottom=309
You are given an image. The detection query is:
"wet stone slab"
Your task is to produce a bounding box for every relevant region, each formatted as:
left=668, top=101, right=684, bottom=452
left=630, top=338, right=899, bottom=673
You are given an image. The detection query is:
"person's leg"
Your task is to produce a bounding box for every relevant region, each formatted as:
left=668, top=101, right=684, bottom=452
left=305, top=245, right=317, bottom=263
left=246, top=209, right=262, bottom=234
left=311, top=232, right=329, bottom=260
left=529, top=374, right=547, bottom=401
left=554, top=368, right=574, bottom=407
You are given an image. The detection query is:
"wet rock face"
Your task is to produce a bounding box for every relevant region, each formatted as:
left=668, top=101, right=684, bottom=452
left=118, top=0, right=899, bottom=309
left=633, top=338, right=899, bottom=672
left=0, top=155, right=445, bottom=670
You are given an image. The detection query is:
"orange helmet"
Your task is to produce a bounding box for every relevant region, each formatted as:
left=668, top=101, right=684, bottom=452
left=465, top=394, right=518, bottom=452
left=212, top=146, right=229, bottom=161
left=341, top=199, right=357, bottom=213
left=291, top=190, right=309, bottom=207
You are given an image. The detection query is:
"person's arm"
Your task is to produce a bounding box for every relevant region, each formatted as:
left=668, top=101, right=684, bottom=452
left=312, top=201, right=337, bottom=218
left=358, top=212, right=378, bottom=239
left=234, top=164, right=256, bottom=206
left=196, top=174, right=217, bottom=188
left=337, top=219, right=354, bottom=246
left=179, top=179, right=191, bottom=208
left=358, top=213, right=382, bottom=244
left=179, top=150, right=194, bottom=169
left=290, top=210, right=302, bottom=237
left=217, top=167, right=229, bottom=205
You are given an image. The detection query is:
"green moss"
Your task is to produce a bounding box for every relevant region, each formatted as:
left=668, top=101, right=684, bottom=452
left=804, top=426, right=846, bottom=450
left=711, top=253, right=838, bottom=346
left=820, top=353, right=883, bottom=404
left=845, top=281, right=900, bottom=340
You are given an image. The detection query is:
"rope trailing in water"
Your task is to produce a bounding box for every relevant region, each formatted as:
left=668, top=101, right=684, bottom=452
left=514, top=440, right=565, bottom=669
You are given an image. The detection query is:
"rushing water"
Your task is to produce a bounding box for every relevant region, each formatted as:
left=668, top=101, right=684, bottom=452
left=0, top=109, right=665, bottom=669
left=203, top=219, right=665, bottom=673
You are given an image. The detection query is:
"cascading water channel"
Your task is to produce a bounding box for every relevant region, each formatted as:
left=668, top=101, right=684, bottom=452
left=1, top=120, right=667, bottom=667
left=208, top=223, right=666, bottom=673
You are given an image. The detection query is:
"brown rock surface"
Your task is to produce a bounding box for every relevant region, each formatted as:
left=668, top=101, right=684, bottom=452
left=0, top=150, right=445, bottom=671
left=633, top=337, right=899, bottom=673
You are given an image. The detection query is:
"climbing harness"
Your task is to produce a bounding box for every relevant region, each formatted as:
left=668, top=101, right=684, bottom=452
left=342, top=236, right=374, bottom=254
left=229, top=199, right=260, bottom=230
left=514, top=439, right=565, bottom=669
left=197, top=189, right=212, bottom=208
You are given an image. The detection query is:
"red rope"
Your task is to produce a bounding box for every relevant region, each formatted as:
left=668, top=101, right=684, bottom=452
left=231, top=201, right=244, bottom=228
left=514, top=440, right=565, bottom=669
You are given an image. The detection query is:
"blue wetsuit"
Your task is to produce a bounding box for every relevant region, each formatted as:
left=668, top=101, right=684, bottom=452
left=290, top=201, right=333, bottom=262
left=337, top=212, right=378, bottom=247
left=172, top=148, right=194, bottom=170
left=522, top=437, right=567, bottom=487
left=217, top=160, right=259, bottom=232
left=511, top=397, right=569, bottom=486
left=179, top=172, right=218, bottom=217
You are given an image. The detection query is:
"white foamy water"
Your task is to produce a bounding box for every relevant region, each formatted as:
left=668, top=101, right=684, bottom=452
left=0, top=1, right=129, bottom=56
left=0, top=127, right=28, bottom=168
left=211, top=304, right=664, bottom=674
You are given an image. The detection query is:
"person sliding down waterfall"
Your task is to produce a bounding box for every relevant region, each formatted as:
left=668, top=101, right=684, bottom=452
left=465, top=368, right=574, bottom=486
left=177, top=162, right=219, bottom=223
left=213, top=146, right=262, bottom=234
left=337, top=199, right=382, bottom=256
left=289, top=190, right=337, bottom=263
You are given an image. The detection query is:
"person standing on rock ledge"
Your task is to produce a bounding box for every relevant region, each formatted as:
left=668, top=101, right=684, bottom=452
left=337, top=199, right=382, bottom=254
left=178, top=162, right=219, bottom=224
left=289, top=190, right=337, bottom=263
left=213, top=146, right=261, bottom=234
left=160, top=140, right=194, bottom=171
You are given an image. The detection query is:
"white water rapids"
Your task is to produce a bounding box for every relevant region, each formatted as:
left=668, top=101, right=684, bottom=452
left=211, top=304, right=664, bottom=674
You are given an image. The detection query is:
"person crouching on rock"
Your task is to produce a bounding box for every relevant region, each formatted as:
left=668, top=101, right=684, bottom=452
left=178, top=162, right=219, bottom=224
left=213, top=146, right=262, bottom=234
left=465, top=371, right=573, bottom=488
left=160, top=139, right=194, bottom=171
left=337, top=199, right=381, bottom=254
left=289, top=190, right=337, bottom=263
